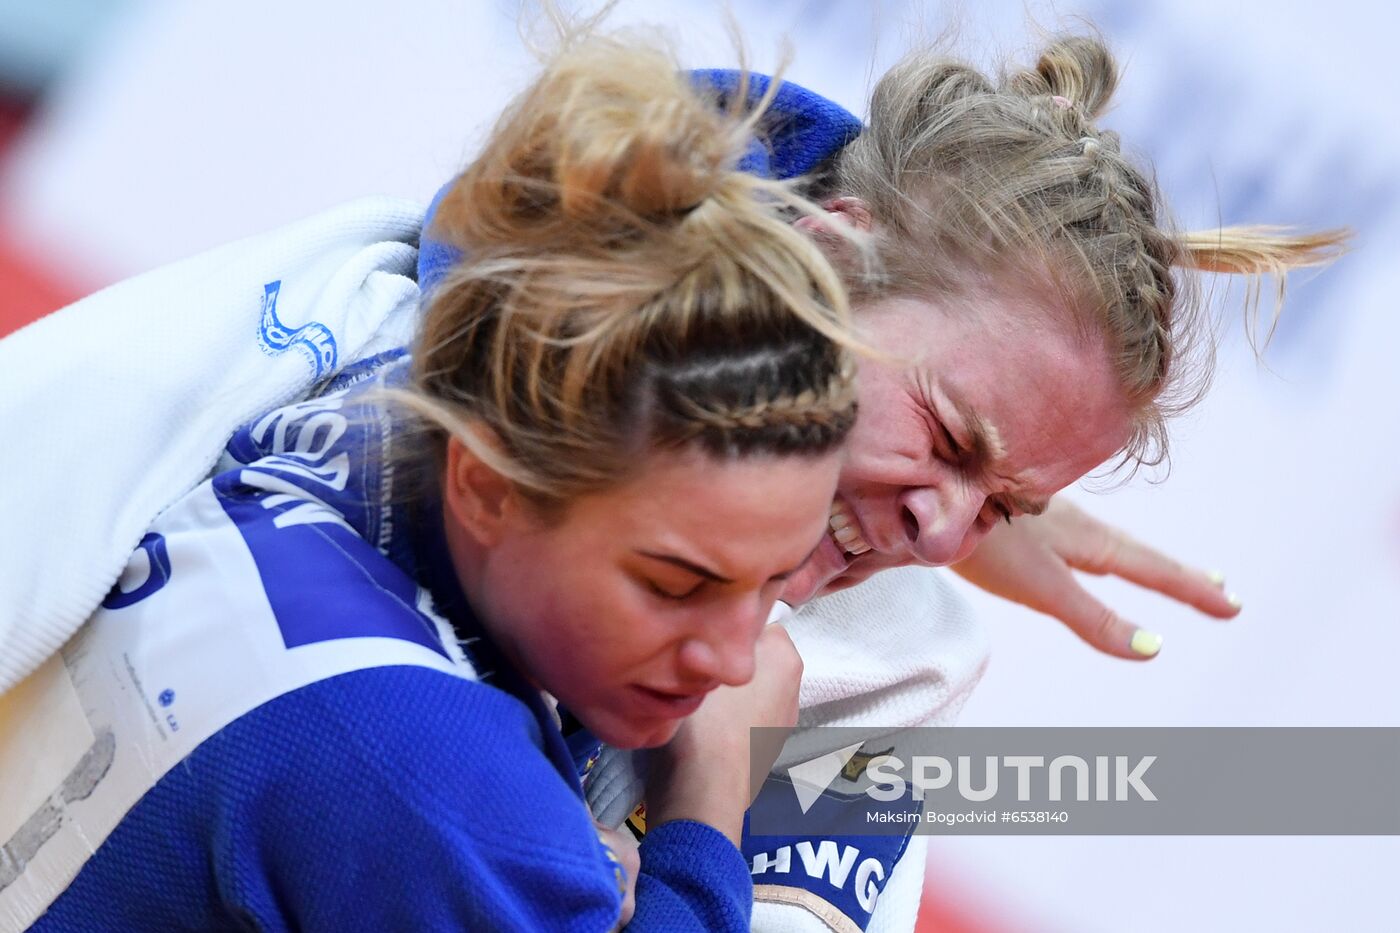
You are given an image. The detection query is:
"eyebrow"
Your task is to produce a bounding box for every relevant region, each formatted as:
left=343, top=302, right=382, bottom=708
left=638, top=551, right=739, bottom=582
left=944, top=391, right=1008, bottom=467
left=635, top=551, right=733, bottom=584
left=942, top=391, right=1049, bottom=518
left=636, top=539, right=822, bottom=585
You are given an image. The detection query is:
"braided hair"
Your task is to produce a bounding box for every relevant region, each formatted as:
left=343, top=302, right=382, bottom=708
left=393, top=32, right=860, bottom=512
left=829, top=35, right=1347, bottom=467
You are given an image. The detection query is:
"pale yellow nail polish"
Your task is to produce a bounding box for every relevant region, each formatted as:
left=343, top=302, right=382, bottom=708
left=1130, top=630, right=1163, bottom=657
left=1227, top=592, right=1243, bottom=610
left=1207, top=569, right=1226, bottom=588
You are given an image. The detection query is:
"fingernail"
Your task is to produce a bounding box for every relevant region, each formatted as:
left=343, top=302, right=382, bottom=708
left=1206, top=569, right=1226, bottom=588
left=1227, top=592, right=1243, bottom=610
left=1130, top=630, right=1163, bottom=657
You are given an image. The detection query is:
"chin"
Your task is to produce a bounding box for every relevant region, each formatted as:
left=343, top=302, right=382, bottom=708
left=781, top=555, right=844, bottom=605
left=584, top=712, right=681, bottom=750
left=815, top=556, right=886, bottom=598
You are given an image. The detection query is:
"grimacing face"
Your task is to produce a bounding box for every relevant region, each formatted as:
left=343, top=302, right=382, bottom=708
left=779, top=289, right=1134, bottom=606
left=444, top=446, right=842, bottom=750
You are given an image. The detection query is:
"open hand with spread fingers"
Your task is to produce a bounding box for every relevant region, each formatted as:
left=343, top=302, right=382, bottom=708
left=951, top=497, right=1241, bottom=660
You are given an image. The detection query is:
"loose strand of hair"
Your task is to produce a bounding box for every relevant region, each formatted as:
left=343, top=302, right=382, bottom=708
left=1179, top=224, right=1350, bottom=348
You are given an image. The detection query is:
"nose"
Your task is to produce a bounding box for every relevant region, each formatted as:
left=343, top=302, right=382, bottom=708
left=899, top=483, right=984, bottom=566
left=675, top=597, right=767, bottom=688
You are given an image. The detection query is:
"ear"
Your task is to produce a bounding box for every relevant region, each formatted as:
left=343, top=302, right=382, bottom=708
left=792, top=196, right=875, bottom=238
left=442, top=434, right=521, bottom=548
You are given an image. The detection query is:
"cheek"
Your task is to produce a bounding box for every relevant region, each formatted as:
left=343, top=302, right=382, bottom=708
left=530, top=561, right=676, bottom=680
left=843, top=369, right=944, bottom=487
left=838, top=407, right=931, bottom=490
left=480, top=536, right=607, bottom=663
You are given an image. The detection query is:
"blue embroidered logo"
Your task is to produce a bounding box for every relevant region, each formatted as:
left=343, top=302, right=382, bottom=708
left=158, top=689, right=175, bottom=708
left=257, top=280, right=338, bottom=378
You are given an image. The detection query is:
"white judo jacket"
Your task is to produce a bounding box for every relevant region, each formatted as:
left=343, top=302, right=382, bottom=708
left=0, top=200, right=988, bottom=932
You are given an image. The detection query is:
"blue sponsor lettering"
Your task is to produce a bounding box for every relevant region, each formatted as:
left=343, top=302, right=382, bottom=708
left=236, top=393, right=355, bottom=530
left=102, top=533, right=172, bottom=609
left=256, top=280, right=338, bottom=378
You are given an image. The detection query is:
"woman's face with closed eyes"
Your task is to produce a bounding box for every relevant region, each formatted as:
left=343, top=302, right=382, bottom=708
left=780, top=289, right=1134, bottom=606
left=444, top=445, right=842, bottom=750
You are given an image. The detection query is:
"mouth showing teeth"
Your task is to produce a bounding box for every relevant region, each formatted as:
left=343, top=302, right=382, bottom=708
left=829, top=499, right=872, bottom=557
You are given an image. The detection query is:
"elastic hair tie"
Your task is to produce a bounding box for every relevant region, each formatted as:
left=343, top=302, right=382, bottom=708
left=1051, top=95, right=1073, bottom=110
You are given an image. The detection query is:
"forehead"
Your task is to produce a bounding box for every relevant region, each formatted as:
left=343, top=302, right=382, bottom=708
left=865, top=291, right=1131, bottom=489
left=564, top=449, right=839, bottom=576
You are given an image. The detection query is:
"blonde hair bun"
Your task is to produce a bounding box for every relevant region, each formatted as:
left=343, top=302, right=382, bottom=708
left=435, top=38, right=746, bottom=251
left=400, top=31, right=860, bottom=508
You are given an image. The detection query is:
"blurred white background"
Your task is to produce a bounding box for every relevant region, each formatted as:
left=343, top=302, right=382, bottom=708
left=1, top=1, right=1395, bottom=930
